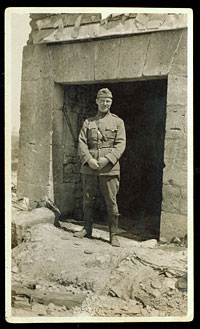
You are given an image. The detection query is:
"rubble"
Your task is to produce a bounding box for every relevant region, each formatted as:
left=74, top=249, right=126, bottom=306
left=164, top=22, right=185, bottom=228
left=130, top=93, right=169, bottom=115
left=12, top=207, right=55, bottom=248
left=11, top=221, right=188, bottom=318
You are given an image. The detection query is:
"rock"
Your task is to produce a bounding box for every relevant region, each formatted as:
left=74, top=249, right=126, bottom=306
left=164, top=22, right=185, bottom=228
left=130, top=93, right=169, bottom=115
left=32, top=303, right=47, bottom=315
left=16, top=197, right=30, bottom=211
left=12, top=207, right=55, bottom=248
left=141, top=239, right=157, bottom=248
left=151, top=279, right=162, bottom=289
left=96, top=254, right=111, bottom=265
left=171, top=236, right=181, bottom=244
left=13, top=300, right=31, bottom=310
left=159, top=237, right=168, bottom=244
left=165, top=278, right=176, bottom=290
left=35, top=284, right=42, bottom=289
left=47, top=302, right=56, bottom=312
left=164, top=269, right=177, bottom=277
left=128, top=305, right=142, bottom=315
left=84, top=250, right=94, bottom=254
left=175, top=274, right=187, bottom=291
left=120, top=305, right=129, bottom=311
left=150, top=309, right=159, bottom=316
left=150, top=289, right=161, bottom=298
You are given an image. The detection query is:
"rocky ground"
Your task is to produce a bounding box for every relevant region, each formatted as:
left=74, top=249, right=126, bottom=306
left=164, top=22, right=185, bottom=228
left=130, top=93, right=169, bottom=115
left=10, top=169, right=188, bottom=320
left=11, top=216, right=188, bottom=319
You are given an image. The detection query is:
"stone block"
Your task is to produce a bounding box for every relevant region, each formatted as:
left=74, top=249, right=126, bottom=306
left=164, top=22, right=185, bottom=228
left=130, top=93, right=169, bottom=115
left=17, top=181, right=49, bottom=203
left=53, top=84, right=65, bottom=110
left=169, top=30, right=187, bottom=76
left=21, top=44, right=51, bottom=81
left=162, top=162, right=187, bottom=187
left=94, top=38, right=121, bottom=81
left=164, top=138, right=187, bottom=160
left=165, top=109, right=186, bottom=133
left=162, top=184, right=181, bottom=213
left=167, top=74, right=187, bottom=106
left=54, top=183, right=75, bottom=214
left=52, top=110, right=63, bottom=146
left=17, top=143, right=50, bottom=185
left=50, top=42, right=94, bottom=83
left=143, top=30, right=182, bottom=76
left=20, top=79, right=54, bottom=145
left=160, top=211, right=187, bottom=240
left=118, top=33, right=150, bottom=79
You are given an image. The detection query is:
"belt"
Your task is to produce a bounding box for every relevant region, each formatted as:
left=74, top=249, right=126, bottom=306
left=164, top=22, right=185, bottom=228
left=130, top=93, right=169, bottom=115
left=88, top=141, right=114, bottom=149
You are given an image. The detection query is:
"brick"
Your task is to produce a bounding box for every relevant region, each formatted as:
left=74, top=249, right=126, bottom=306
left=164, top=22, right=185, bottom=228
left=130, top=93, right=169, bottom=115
left=167, top=74, right=187, bottom=106
left=143, top=30, right=182, bottom=76
left=160, top=211, right=187, bottom=240
left=94, top=38, right=121, bottom=81
left=118, top=33, right=150, bottom=79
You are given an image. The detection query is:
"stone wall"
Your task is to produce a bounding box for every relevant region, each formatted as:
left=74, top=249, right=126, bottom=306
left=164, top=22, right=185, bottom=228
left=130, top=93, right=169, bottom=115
left=160, top=30, right=187, bottom=239
left=18, top=28, right=188, bottom=239
left=17, top=44, right=64, bottom=207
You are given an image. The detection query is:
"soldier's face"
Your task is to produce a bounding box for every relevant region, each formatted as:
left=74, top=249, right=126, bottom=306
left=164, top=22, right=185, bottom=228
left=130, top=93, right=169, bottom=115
left=96, top=97, right=112, bottom=113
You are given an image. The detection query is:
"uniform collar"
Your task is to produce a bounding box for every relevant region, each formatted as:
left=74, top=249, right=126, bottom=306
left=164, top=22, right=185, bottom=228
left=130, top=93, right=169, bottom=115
left=96, top=111, right=111, bottom=120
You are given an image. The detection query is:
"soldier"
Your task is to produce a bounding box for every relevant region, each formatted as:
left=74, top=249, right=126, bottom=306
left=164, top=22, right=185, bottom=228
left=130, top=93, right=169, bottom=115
left=74, top=88, right=126, bottom=247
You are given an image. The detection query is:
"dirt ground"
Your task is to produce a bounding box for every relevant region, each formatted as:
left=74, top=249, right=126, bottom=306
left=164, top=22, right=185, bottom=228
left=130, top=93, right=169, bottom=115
left=10, top=168, right=188, bottom=320
left=11, top=217, right=188, bottom=319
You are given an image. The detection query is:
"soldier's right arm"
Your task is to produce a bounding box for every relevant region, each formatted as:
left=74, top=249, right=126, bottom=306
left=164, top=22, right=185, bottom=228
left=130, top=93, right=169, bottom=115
left=78, top=119, right=93, bottom=165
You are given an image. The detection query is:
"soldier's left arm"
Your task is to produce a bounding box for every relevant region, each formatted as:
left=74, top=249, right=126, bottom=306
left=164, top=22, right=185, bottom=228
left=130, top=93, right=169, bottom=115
left=105, top=119, right=126, bottom=165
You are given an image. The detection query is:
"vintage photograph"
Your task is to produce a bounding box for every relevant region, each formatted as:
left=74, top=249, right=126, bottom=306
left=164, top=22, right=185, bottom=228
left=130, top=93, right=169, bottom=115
left=5, top=7, right=193, bottom=323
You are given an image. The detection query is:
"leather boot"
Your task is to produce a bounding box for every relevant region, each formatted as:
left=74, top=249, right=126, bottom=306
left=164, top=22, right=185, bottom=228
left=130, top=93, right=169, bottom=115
left=73, top=207, right=93, bottom=238
left=109, top=214, right=120, bottom=247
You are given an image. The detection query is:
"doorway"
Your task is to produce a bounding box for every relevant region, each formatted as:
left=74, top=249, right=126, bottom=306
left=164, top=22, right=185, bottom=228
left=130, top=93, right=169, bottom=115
left=62, top=79, right=167, bottom=238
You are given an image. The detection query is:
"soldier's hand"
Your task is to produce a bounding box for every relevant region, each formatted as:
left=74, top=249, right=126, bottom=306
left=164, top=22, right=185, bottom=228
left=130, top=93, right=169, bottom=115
left=98, top=157, right=109, bottom=170
left=88, top=158, right=100, bottom=170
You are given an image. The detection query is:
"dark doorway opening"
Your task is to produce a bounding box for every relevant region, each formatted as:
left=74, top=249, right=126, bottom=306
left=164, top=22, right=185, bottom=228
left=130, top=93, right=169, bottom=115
left=63, top=79, right=167, bottom=239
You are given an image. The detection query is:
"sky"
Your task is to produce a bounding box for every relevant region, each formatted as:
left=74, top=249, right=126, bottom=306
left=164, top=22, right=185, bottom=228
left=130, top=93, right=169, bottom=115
left=11, top=13, right=31, bottom=133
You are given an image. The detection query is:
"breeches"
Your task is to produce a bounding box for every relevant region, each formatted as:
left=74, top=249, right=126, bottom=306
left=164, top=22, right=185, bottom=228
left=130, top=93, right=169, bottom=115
left=82, top=174, right=120, bottom=216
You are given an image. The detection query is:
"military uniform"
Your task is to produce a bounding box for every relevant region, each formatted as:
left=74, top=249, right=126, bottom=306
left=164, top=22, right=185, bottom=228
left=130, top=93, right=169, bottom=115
left=74, top=89, right=126, bottom=247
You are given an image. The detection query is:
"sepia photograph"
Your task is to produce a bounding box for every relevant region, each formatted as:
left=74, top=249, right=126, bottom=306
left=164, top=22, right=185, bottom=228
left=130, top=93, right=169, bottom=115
left=5, top=7, right=193, bottom=323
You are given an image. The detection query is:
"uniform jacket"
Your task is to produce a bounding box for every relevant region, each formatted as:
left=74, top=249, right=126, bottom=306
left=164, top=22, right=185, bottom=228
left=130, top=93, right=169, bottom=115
left=78, top=111, right=126, bottom=176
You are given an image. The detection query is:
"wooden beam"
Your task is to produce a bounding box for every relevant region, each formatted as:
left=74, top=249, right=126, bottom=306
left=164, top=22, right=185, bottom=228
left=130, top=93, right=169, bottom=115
left=12, top=285, right=86, bottom=308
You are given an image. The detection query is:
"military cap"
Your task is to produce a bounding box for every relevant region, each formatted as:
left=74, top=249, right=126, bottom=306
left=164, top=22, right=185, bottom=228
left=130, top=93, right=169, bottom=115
left=97, top=88, right=113, bottom=98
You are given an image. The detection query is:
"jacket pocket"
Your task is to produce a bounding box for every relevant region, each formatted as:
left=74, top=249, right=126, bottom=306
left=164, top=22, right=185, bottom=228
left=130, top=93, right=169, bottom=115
left=105, top=127, right=117, bottom=140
